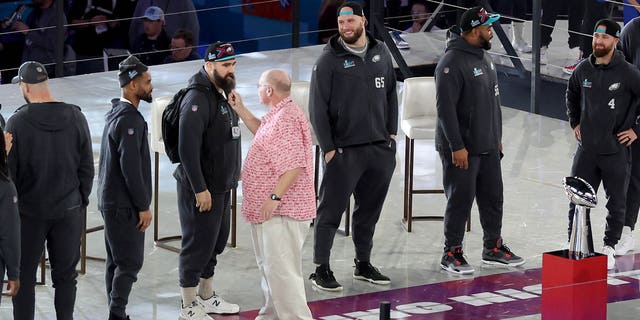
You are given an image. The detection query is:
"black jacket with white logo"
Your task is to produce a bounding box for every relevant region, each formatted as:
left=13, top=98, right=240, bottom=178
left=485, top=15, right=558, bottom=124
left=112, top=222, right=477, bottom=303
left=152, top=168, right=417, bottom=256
left=173, top=67, right=241, bottom=194
left=567, top=50, right=640, bottom=154
left=435, top=28, right=502, bottom=155
left=97, top=99, right=151, bottom=212
left=310, top=31, right=398, bottom=152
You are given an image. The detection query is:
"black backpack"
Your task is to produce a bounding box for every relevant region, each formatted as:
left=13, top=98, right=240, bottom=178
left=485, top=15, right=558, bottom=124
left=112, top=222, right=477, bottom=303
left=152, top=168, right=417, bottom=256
left=161, top=84, right=211, bottom=163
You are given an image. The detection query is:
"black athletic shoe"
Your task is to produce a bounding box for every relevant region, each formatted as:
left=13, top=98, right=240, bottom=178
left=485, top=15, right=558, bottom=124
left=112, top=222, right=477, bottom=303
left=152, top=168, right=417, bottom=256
left=309, top=264, right=343, bottom=291
left=353, top=259, right=391, bottom=284
left=108, top=312, right=130, bottom=320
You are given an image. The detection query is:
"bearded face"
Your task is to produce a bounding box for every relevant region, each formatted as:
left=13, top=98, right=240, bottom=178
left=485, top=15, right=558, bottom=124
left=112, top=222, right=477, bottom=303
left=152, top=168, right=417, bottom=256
left=214, top=68, right=236, bottom=92
left=339, top=21, right=364, bottom=45
left=478, top=26, right=493, bottom=50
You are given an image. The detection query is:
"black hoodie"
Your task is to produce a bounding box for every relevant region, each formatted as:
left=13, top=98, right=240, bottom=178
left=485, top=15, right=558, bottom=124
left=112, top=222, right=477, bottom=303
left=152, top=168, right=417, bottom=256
left=0, top=176, right=19, bottom=282
left=173, top=67, right=241, bottom=195
left=567, top=50, right=640, bottom=155
left=434, top=27, right=502, bottom=155
left=309, top=31, right=398, bottom=153
left=6, top=102, right=94, bottom=219
left=97, top=99, right=151, bottom=212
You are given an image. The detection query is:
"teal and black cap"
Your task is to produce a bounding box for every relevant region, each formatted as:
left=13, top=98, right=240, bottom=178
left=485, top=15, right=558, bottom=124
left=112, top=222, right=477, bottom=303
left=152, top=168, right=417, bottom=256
left=337, top=2, right=364, bottom=17
left=594, top=19, right=621, bottom=38
left=204, top=42, right=237, bottom=62
left=460, top=7, right=500, bottom=32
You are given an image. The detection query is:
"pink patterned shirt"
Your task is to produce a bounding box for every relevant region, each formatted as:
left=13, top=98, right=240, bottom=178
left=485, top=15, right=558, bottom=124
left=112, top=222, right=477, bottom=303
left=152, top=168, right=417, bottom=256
left=241, top=97, right=316, bottom=223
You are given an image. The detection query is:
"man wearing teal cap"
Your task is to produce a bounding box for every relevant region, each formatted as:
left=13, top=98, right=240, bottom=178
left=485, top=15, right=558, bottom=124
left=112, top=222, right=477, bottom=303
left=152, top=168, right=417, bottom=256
left=435, top=6, right=525, bottom=275
left=309, top=1, right=398, bottom=291
left=566, top=18, right=640, bottom=270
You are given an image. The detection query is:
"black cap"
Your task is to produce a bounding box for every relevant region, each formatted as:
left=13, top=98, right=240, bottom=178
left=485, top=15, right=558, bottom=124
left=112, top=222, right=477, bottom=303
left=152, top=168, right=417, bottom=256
left=337, top=2, right=364, bottom=17
left=12, top=61, right=48, bottom=84
left=118, top=55, right=148, bottom=88
left=594, top=19, right=621, bottom=38
left=204, top=41, right=237, bottom=62
left=459, top=6, right=500, bottom=32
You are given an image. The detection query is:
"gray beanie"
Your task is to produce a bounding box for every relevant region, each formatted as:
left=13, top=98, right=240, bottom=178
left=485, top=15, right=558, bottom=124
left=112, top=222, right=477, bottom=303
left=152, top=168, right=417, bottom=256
left=118, top=55, right=148, bottom=87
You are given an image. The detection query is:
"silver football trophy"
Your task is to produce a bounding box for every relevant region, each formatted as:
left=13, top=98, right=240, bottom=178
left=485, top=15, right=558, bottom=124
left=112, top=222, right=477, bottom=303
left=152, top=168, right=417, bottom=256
left=562, top=176, right=597, bottom=259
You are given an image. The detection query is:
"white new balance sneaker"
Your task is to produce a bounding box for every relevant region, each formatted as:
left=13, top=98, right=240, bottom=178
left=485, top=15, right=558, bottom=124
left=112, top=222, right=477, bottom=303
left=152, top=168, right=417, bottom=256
left=196, top=294, right=240, bottom=314
left=179, top=302, right=213, bottom=320
left=615, top=226, right=636, bottom=255
left=602, top=245, right=615, bottom=270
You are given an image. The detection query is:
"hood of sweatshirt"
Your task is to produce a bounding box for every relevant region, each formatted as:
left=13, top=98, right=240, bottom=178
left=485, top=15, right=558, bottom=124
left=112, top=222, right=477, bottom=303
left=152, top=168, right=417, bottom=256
left=15, top=102, right=80, bottom=132
left=444, top=26, right=485, bottom=59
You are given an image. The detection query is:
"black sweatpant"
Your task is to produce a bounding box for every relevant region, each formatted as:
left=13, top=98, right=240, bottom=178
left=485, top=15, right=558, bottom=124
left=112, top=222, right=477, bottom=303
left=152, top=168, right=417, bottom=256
left=568, top=146, right=630, bottom=247
left=540, top=0, right=585, bottom=48
left=13, top=213, right=83, bottom=320
left=102, top=208, right=145, bottom=318
left=177, top=182, right=230, bottom=288
left=579, top=0, right=609, bottom=56
left=313, top=142, right=396, bottom=265
left=625, top=142, right=640, bottom=230
left=440, top=150, right=503, bottom=250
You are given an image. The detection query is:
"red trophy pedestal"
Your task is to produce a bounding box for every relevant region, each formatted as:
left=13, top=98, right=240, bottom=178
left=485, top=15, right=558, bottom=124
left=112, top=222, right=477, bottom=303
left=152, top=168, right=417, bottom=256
left=542, top=250, right=607, bottom=320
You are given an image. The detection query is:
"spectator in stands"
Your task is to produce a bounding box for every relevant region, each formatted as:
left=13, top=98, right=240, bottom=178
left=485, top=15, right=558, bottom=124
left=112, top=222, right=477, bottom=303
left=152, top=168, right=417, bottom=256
left=164, top=29, right=200, bottom=63
left=12, top=0, right=69, bottom=77
left=131, top=6, right=170, bottom=66
left=68, top=0, right=137, bottom=74
left=563, top=0, right=611, bottom=74
left=537, top=0, right=583, bottom=65
left=129, top=0, right=199, bottom=50
left=404, top=0, right=438, bottom=33
left=490, top=0, right=531, bottom=53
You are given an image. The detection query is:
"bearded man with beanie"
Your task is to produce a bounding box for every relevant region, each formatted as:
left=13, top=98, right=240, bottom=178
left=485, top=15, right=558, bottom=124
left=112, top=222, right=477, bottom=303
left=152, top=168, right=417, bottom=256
left=97, top=55, right=153, bottom=320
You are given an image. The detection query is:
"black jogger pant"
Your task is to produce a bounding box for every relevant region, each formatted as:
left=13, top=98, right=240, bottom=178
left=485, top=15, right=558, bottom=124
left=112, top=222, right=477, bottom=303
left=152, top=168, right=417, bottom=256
left=313, top=142, right=396, bottom=265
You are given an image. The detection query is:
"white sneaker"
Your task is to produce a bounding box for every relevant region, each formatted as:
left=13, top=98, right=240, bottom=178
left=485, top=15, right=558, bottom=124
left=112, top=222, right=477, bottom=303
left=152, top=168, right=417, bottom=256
left=615, top=226, right=635, bottom=255
left=539, top=46, right=548, bottom=65
left=567, top=47, right=581, bottom=63
left=512, top=41, right=532, bottom=53
left=196, top=294, right=240, bottom=314
left=602, top=246, right=615, bottom=270
left=179, top=302, right=214, bottom=320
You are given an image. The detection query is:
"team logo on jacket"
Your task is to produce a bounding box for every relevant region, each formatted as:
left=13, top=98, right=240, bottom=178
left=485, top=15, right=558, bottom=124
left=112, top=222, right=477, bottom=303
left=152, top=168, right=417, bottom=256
left=582, top=79, right=592, bottom=88
left=12, top=195, right=17, bottom=203
left=443, top=67, right=450, bottom=74
left=609, top=82, right=620, bottom=91
left=473, top=67, right=484, bottom=77
left=191, top=105, right=198, bottom=112
left=494, top=84, right=500, bottom=96
left=372, top=54, right=380, bottom=62
left=127, top=128, right=135, bottom=135
left=343, top=60, right=356, bottom=69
